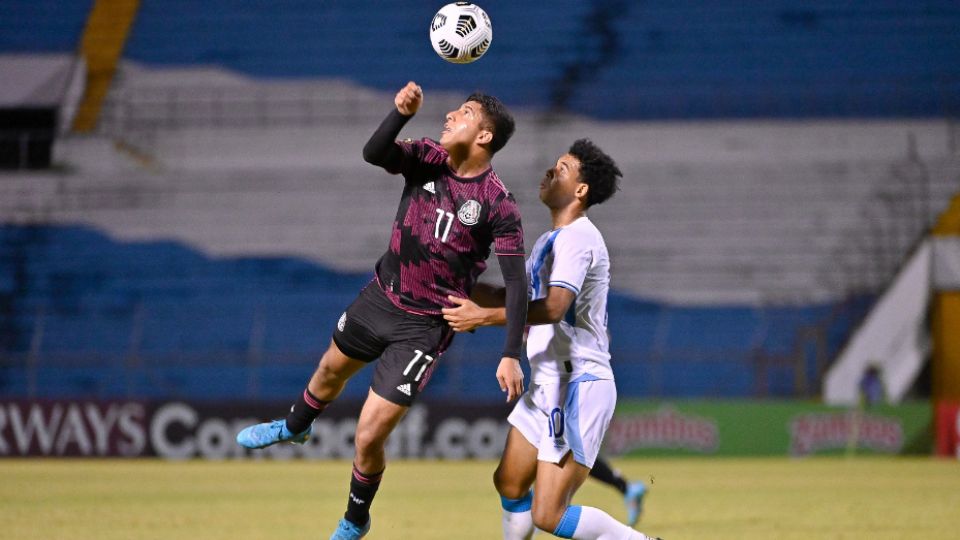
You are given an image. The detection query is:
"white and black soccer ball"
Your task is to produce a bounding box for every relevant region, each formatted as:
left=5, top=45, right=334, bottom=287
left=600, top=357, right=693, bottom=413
left=429, top=2, right=492, bottom=64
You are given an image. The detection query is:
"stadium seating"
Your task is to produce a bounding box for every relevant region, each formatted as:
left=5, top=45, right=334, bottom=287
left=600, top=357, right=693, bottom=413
left=574, top=1, right=960, bottom=118
left=0, top=0, right=92, bottom=52
left=121, top=1, right=588, bottom=109
left=2, top=1, right=959, bottom=402
left=3, top=1, right=957, bottom=117
left=116, top=0, right=960, bottom=118
left=2, top=124, right=956, bottom=401
left=0, top=223, right=875, bottom=400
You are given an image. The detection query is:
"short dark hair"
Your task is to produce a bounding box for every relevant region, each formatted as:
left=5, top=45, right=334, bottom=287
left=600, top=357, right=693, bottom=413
left=568, top=139, right=622, bottom=207
left=466, top=92, right=515, bottom=154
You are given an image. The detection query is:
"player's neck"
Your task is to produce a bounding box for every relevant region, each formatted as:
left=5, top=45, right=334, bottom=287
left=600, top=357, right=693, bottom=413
left=550, top=206, right=586, bottom=229
left=446, top=148, right=491, bottom=178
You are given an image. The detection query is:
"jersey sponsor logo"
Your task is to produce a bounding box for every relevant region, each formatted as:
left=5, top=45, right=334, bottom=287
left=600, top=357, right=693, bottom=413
left=457, top=199, right=481, bottom=226
left=337, top=312, right=347, bottom=332
left=423, top=181, right=436, bottom=194
left=396, top=383, right=412, bottom=396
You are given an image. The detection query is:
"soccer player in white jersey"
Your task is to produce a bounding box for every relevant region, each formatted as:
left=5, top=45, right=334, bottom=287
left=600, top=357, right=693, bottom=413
left=443, top=140, right=662, bottom=540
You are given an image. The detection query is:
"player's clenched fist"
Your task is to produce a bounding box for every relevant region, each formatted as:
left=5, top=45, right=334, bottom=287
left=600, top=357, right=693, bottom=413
left=395, top=81, right=423, bottom=116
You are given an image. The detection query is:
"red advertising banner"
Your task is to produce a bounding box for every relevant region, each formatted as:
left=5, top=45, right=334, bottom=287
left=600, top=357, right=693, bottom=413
left=934, top=401, right=960, bottom=458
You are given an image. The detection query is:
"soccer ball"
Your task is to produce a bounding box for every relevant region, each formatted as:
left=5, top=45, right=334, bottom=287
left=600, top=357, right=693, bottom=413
left=429, top=2, right=492, bottom=64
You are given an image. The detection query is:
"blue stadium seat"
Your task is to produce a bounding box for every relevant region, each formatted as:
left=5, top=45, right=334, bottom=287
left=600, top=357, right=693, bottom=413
left=2, top=1, right=957, bottom=117
left=0, top=224, right=872, bottom=400
left=0, top=0, right=93, bottom=52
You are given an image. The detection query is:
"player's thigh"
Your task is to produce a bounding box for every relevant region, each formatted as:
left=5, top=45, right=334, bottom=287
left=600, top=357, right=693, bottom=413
left=331, top=281, right=391, bottom=362
left=354, top=388, right=409, bottom=451
left=493, top=426, right=539, bottom=498
left=315, top=339, right=368, bottom=382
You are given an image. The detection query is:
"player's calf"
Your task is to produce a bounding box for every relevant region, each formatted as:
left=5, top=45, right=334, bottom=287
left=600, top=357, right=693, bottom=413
left=531, top=501, right=568, bottom=534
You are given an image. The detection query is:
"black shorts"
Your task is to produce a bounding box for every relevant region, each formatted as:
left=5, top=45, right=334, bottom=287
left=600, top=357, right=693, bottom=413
left=332, top=281, right=454, bottom=406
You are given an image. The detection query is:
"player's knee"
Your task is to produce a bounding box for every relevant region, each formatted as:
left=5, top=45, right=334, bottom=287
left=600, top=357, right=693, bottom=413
left=353, top=423, right=387, bottom=455
left=492, top=467, right=525, bottom=499
left=314, top=357, right=349, bottom=386
left=492, top=467, right=506, bottom=492
left=531, top=503, right=565, bottom=533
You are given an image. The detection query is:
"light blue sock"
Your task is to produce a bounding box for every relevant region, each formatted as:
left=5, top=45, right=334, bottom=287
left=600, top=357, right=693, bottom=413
left=556, top=505, right=648, bottom=540
left=553, top=505, right=582, bottom=538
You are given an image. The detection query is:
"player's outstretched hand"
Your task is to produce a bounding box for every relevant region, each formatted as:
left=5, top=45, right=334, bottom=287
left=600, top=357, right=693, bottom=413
left=395, top=81, right=423, bottom=116
left=497, top=356, right=524, bottom=402
left=442, top=295, right=487, bottom=332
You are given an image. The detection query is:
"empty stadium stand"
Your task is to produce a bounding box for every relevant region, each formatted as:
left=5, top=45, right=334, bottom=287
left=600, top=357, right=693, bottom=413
left=0, top=0, right=92, bottom=52
left=2, top=0, right=959, bottom=401
left=117, top=0, right=960, bottom=118
left=0, top=223, right=873, bottom=400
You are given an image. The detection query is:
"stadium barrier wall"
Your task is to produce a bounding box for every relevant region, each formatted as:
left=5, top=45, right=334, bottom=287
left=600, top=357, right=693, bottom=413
left=0, top=399, right=931, bottom=460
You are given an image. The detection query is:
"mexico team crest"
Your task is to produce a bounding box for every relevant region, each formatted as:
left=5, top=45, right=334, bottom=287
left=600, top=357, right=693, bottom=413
left=457, top=200, right=481, bottom=226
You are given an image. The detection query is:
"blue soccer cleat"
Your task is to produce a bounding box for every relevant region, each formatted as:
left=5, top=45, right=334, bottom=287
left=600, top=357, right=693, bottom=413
left=329, top=517, right=370, bottom=540
left=235, top=419, right=311, bottom=449
left=625, top=482, right=647, bottom=527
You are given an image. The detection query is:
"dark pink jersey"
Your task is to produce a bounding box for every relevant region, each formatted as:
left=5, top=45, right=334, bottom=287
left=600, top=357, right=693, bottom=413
left=374, top=137, right=524, bottom=315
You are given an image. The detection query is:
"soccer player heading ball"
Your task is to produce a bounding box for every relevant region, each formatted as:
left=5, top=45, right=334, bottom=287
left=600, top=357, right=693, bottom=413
left=236, top=81, right=528, bottom=540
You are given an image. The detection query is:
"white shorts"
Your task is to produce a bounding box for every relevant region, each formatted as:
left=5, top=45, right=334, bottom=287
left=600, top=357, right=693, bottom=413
left=507, top=377, right=616, bottom=468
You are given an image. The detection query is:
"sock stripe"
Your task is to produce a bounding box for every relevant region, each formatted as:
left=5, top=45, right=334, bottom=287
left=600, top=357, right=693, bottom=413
left=352, top=465, right=384, bottom=485
left=553, top=505, right=582, bottom=538
left=302, top=389, right=329, bottom=410
left=500, top=491, right=533, bottom=513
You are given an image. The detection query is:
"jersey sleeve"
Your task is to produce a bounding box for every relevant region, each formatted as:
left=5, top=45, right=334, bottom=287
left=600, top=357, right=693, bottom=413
left=490, top=191, right=525, bottom=256
left=548, top=230, right=592, bottom=294
left=393, top=138, right=447, bottom=182
left=385, top=138, right=425, bottom=176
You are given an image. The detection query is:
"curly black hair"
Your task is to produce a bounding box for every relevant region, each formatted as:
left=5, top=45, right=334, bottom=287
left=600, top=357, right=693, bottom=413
left=568, top=139, right=622, bottom=207
left=466, top=92, right=515, bottom=154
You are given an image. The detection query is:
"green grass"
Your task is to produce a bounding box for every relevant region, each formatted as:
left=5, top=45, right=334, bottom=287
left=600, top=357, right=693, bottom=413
left=2, top=458, right=958, bottom=539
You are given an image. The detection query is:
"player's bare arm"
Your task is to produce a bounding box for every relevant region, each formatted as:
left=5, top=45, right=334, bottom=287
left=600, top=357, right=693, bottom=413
left=443, top=285, right=576, bottom=332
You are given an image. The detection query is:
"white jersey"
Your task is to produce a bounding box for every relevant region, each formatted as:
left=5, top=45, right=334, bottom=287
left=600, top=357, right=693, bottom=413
left=525, top=216, right=613, bottom=384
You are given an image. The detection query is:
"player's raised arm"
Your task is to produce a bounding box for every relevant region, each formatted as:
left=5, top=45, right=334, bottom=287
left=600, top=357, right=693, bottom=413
left=361, top=81, right=423, bottom=170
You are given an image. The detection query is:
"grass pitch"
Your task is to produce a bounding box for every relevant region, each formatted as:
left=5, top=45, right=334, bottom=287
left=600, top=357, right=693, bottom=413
left=2, top=457, right=957, bottom=539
